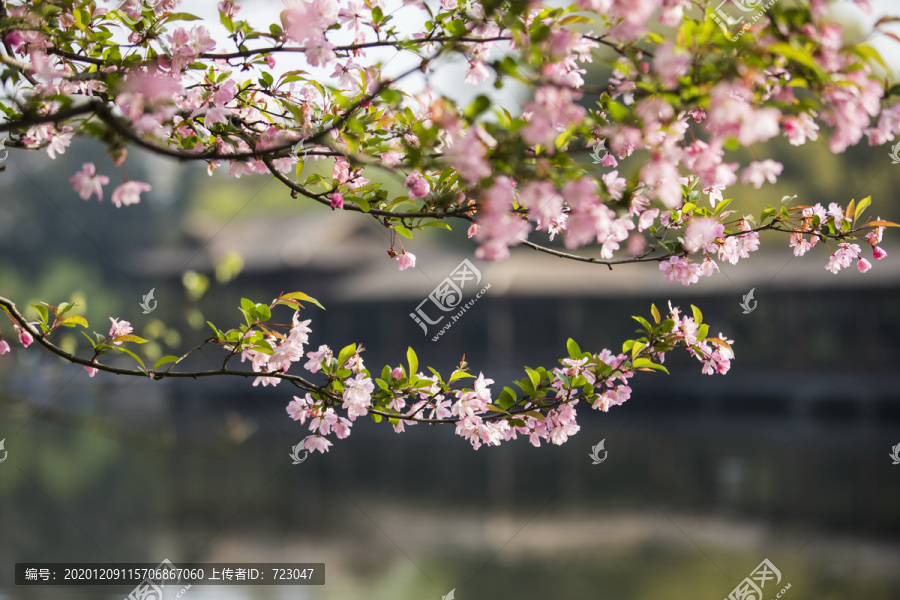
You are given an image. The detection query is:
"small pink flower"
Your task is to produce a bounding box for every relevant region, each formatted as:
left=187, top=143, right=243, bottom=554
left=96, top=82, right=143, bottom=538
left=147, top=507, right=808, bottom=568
left=467, top=223, right=480, bottom=238
left=0, top=339, right=10, bottom=354
left=858, top=258, right=872, bottom=273
left=392, top=367, right=404, bottom=379
left=873, top=245, right=887, bottom=260
left=330, top=192, right=344, bottom=209
left=69, top=163, right=109, bottom=202
left=404, top=172, right=430, bottom=199
left=3, top=31, right=24, bottom=50
left=84, top=366, right=98, bottom=377
left=15, top=325, right=33, bottom=348
left=111, top=181, right=151, bottom=208
left=108, top=317, right=133, bottom=344
left=304, top=435, right=332, bottom=454
left=286, top=397, right=308, bottom=421
left=397, top=251, right=416, bottom=271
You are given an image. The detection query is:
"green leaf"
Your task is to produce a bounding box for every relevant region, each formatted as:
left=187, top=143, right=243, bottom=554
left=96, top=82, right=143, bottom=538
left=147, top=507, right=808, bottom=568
left=394, top=225, right=414, bottom=239
left=337, top=343, right=357, bottom=366
left=768, top=42, right=819, bottom=71
left=153, top=355, right=179, bottom=370
left=114, top=346, right=145, bottom=370
left=854, top=196, right=871, bottom=223
left=449, top=370, right=473, bottom=383
left=697, top=323, right=709, bottom=340
left=632, top=316, right=652, bottom=332
left=80, top=330, right=98, bottom=349
left=406, top=346, right=418, bottom=376
left=31, top=304, right=49, bottom=325
left=496, top=387, right=516, bottom=411
left=525, top=367, right=541, bottom=389
left=115, top=334, right=148, bottom=344
left=845, top=198, right=856, bottom=221
left=279, top=291, right=325, bottom=310
left=60, top=316, right=88, bottom=328
left=691, top=305, right=703, bottom=325
left=466, top=95, right=492, bottom=120
left=632, top=357, right=669, bottom=373
left=631, top=340, right=646, bottom=361
left=650, top=304, right=661, bottom=325
left=558, top=14, right=594, bottom=25
left=207, top=321, right=223, bottom=339
left=714, top=198, right=733, bottom=216
left=57, top=301, right=76, bottom=318
left=566, top=338, right=581, bottom=358
left=165, top=11, right=203, bottom=21
left=422, top=221, right=452, bottom=230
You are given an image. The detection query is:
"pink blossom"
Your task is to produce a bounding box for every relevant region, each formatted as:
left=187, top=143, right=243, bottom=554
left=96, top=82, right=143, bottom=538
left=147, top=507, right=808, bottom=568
left=652, top=42, right=690, bottom=89
left=0, top=339, right=10, bottom=354
left=342, top=373, right=374, bottom=420
left=865, top=220, right=884, bottom=246
left=858, top=258, right=872, bottom=273
left=330, top=193, right=344, bottom=209
left=303, top=435, right=332, bottom=454
left=873, top=245, right=887, bottom=260
left=683, top=218, right=724, bottom=254
left=640, top=158, right=681, bottom=209
left=601, top=170, right=627, bottom=201
left=405, top=172, right=430, bottom=199
left=396, top=251, right=416, bottom=271
left=15, top=325, right=33, bottom=348
left=825, top=242, right=862, bottom=274
left=741, top=160, right=783, bottom=189
left=473, top=372, right=494, bottom=403
left=111, top=181, right=151, bottom=208
left=304, top=345, right=333, bottom=373
left=446, top=127, right=493, bottom=185
left=287, top=396, right=310, bottom=421
left=69, top=163, right=109, bottom=201
left=465, top=59, right=490, bottom=85
left=789, top=233, right=814, bottom=257
left=782, top=113, right=819, bottom=146
left=84, top=365, right=98, bottom=377
left=108, top=317, right=133, bottom=344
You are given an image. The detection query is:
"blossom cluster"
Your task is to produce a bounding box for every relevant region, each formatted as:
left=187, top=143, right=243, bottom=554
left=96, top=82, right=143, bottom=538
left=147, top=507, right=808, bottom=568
left=0, top=0, right=892, bottom=283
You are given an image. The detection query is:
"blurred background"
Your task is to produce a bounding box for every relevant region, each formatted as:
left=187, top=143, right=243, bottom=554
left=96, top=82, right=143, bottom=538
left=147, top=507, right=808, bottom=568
left=2, top=1, right=900, bottom=599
